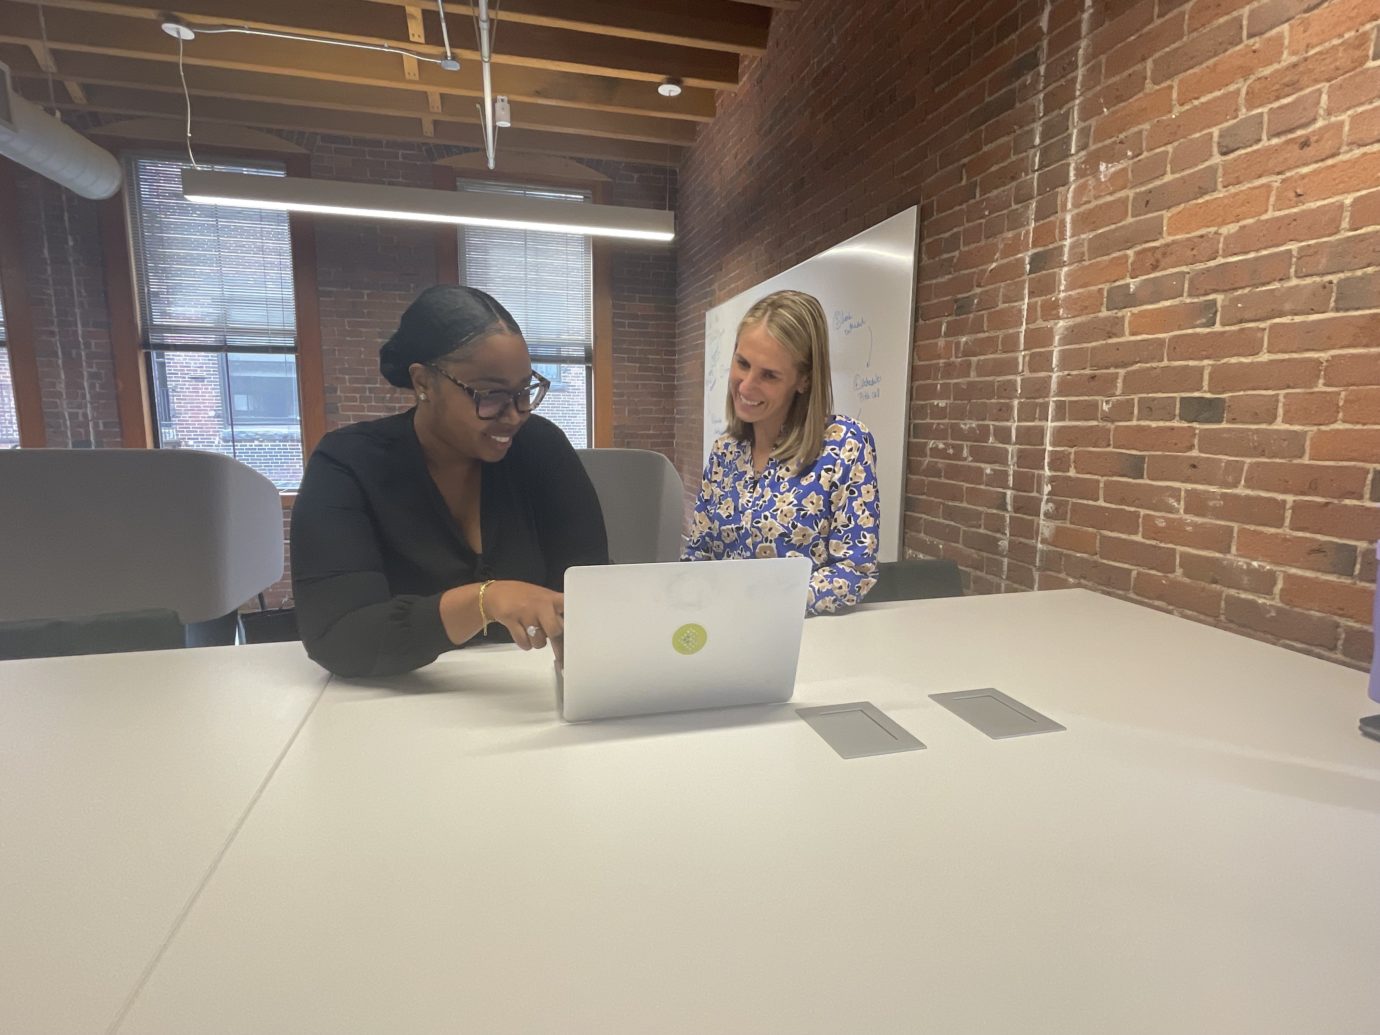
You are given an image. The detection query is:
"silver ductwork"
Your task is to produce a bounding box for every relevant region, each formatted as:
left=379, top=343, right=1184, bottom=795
left=0, top=62, right=122, bottom=200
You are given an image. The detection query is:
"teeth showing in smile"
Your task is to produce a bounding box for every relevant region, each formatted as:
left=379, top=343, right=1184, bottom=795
left=490, top=434, right=512, bottom=443
left=739, top=399, right=765, bottom=409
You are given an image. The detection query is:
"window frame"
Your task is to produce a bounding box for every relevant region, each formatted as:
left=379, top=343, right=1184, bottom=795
left=103, top=145, right=324, bottom=482
left=432, top=163, right=614, bottom=447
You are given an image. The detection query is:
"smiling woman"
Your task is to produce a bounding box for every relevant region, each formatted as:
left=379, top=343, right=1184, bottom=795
left=289, top=285, right=609, bottom=679
left=684, top=290, right=880, bottom=615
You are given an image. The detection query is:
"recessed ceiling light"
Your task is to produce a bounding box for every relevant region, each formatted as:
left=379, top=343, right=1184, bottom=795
left=657, top=77, right=683, bottom=98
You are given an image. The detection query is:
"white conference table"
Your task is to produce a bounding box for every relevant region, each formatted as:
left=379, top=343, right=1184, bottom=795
left=4, top=589, right=1378, bottom=1034
left=0, top=646, right=329, bottom=1035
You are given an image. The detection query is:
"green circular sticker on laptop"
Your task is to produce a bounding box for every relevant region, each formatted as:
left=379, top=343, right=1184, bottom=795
left=671, top=623, right=708, bottom=656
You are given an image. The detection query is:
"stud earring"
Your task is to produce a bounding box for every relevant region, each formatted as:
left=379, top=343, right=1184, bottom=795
left=418, top=391, right=428, bottom=401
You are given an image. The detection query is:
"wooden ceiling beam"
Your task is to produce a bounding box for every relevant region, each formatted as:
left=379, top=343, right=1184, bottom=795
left=9, top=71, right=697, bottom=145
left=404, top=5, right=426, bottom=42
left=431, top=18, right=741, bottom=90
left=23, top=41, right=87, bottom=103
left=3, top=0, right=742, bottom=90
left=82, top=104, right=685, bottom=165
left=362, top=0, right=770, bottom=55
left=0, top=5, right=718, bottom=121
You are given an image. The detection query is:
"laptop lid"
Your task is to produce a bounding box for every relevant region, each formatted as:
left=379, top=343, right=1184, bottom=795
left=559, top=556, right=812, bottom=721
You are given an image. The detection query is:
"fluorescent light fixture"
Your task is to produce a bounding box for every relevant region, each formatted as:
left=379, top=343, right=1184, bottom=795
left=181, top=169, right=675, bottom=242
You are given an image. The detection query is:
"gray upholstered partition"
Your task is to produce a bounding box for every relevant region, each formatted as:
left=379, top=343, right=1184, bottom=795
left=0, top=449, right=284, bottom=624
left=575, top=448, right=684, bottom=565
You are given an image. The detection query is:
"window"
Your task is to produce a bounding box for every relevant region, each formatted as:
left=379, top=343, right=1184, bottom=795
left=457, top=180, right=593, bottom=448
left=0, top=285, right=16, bottom=450
left=127, top=155, right=302, bottom=490
left=223, top=352, right=301, bottom=425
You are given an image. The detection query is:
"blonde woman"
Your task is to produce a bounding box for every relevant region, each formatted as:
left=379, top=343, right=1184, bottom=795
left=684, top=290, right=880, bottom=614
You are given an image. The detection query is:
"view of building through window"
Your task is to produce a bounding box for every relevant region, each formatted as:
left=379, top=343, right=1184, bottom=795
left=150, top=351, right=303, bottom=490
left=530, top=361, right=587, bottom=446
left=457, top=180, right=594, bottom=449
left=128, top=155, right=303, bottom=490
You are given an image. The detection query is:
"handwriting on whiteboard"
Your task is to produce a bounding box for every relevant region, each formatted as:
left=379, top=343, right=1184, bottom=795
left=833, top=310, right=867, bottom=336
left=853, top=372, right=883, bottom=403
left=833, top=310, right=874, bottom=368
left=704, top=308, right=730, bottom=427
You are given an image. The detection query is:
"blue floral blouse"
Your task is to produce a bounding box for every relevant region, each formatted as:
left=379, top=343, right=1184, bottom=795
left=684, top=415, right=881, bottom=614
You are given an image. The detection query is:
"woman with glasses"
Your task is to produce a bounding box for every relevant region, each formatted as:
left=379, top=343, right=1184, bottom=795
left=685, top=290, right=880, bottom=614
left=290, top=285, right=608, bottom=677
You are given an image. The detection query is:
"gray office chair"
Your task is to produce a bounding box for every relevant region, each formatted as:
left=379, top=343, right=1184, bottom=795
left=864, top=558, right=965, bottom=603
left=0, top=448, right=285, bottom=658
left=575, top=448, right=685, bottom=564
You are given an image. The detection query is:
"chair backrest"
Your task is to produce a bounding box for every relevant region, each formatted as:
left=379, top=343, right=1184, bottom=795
left=865, top=558, right=965, bottom=603
left=575, top=448, right=684, bottom=564
left=0, top=448, right=284, bottom=624
left=0, top=609, right=186, bottom=660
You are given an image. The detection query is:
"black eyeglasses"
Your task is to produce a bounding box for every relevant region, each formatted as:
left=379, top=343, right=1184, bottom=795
left=428, top=365, right=551, bottom=419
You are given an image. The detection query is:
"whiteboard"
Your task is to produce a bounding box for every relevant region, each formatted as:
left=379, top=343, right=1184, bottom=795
left=701, top=206, right=918, bottom=563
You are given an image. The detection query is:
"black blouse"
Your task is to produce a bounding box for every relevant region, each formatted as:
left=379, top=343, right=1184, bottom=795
left=289, top=410, right=608, bottom=677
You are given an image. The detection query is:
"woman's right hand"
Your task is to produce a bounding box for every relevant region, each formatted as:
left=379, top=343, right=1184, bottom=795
left=483, top=581, right=565, bottom=652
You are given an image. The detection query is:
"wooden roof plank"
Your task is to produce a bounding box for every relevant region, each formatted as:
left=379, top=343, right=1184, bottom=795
left=0, top=4, right=719, bottom=120
left=4, top=0, right=743, bottom=89
left=11, top=75, right=698, bottom=145
left=84, top=108, right=686, bottom=165
left=363, top=0, right=770, bottom=55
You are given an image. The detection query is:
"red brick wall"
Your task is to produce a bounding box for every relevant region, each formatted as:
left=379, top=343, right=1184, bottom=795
left=601, top=161, right=679, bottom=454
left=675, top=0, right=1379, bottom=668
left=611, top=245, right=678, bottom=454
left=14, top=171, right=122, bottom=449
left=305, top=136, right=439, bottom=429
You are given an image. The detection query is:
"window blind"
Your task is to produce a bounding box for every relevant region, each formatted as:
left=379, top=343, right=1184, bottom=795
left=456, top=180, right=593, bottom=364
left=126, top=156, right=297, bottom=353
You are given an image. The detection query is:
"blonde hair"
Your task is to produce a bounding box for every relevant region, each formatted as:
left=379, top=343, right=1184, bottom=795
left=725, top=289, right=834, bottom=472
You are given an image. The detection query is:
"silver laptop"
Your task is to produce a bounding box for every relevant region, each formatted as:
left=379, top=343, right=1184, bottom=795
left=558, top=556, right=812, bottom=722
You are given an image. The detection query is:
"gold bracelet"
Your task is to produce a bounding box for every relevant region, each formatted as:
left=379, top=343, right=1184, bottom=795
left=476, top=579, right=496, bottom=634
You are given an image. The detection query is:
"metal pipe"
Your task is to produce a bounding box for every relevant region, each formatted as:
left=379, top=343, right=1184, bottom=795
left=477, top=0, right=495, bottom=169
left=436, top=0, right=456, bottom=65
left=190, top=26, right=458, bottom=66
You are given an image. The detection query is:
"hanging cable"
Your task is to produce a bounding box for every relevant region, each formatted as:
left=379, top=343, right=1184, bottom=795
left=176, top=34, right=200, bottom=169
left=160, top=10, right=462, bottom=157
left=35, top=3, right=60, bottom=118
left=180, top=25, right=461, bottom=66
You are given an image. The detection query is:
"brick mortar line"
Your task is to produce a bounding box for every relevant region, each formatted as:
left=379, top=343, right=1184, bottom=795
left=1035, top=0, right=1099, bottom=588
